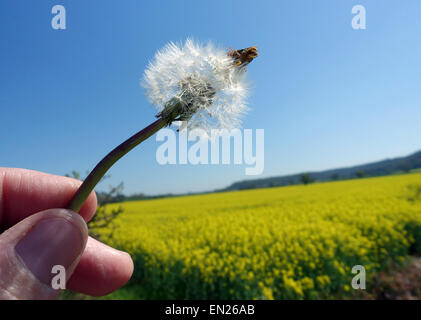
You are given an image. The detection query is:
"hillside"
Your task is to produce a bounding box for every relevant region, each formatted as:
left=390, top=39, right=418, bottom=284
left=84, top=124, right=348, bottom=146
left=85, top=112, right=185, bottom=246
left=225, top=150, right=421, bottom=191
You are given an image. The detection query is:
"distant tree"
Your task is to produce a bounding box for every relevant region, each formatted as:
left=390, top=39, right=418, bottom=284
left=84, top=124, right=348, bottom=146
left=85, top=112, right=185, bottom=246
left=68, top=170, right=81, bottom=180
left=65, top=171, right=124, bottom=241
left=355, top=170, right=367, bottom=178
left=300, top=173, right=315, bottom=185
left=399, top=162, right=411, bottom=173
left=126, top=192, right=147, bottom=201
left=330, top=173, right=339, bottom=181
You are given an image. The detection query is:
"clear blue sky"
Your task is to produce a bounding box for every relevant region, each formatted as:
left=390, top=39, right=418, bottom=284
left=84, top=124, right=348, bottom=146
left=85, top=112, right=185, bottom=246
left=1, top=1, right=420, bottom=195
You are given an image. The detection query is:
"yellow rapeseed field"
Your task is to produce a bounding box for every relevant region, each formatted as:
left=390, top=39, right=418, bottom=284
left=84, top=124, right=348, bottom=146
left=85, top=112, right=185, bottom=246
left=99, top=173, right=421, bottom=299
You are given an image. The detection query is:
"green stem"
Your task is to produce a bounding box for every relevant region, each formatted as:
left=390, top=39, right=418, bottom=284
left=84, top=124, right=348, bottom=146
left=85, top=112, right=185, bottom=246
left=67, top=117, right=167, bottom=212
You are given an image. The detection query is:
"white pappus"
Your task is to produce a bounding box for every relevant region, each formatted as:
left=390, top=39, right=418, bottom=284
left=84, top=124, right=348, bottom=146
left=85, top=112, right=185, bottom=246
left=141, top=39, right=254, bottom=134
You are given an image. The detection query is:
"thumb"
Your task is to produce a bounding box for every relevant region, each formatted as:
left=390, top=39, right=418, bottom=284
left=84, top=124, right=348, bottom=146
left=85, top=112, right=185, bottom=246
left=0, top=209, right=88, bottom=299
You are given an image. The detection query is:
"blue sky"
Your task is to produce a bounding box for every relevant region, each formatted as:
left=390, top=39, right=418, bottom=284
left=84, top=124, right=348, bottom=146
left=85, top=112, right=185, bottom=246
left=1, top=1, right=420, bottom=195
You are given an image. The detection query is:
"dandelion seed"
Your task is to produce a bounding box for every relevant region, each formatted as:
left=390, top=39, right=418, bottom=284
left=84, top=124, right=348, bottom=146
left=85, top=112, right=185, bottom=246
left=142, top=39, right=258, bottom=133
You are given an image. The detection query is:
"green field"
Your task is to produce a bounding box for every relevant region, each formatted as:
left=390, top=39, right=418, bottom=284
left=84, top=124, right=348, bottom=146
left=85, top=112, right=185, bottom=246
left=98, top=173, right=421, bottom=299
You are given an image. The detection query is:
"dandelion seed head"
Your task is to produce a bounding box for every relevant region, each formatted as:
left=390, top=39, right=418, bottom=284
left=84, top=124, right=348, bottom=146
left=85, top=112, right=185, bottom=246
left=142, top=39, right=252, bottom=133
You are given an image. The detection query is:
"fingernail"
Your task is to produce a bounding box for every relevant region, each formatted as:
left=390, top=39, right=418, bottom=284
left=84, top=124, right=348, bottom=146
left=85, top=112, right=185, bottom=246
left=15, top=217, right=85, bottom=286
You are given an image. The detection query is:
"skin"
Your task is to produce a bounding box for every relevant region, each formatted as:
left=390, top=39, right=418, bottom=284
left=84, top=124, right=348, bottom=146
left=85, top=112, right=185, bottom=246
left=0, top=168, right=134, bottom=299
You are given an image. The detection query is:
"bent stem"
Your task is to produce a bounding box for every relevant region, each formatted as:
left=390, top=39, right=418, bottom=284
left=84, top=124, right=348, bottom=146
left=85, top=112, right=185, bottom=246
left=67, top=117, right=167, bottom=212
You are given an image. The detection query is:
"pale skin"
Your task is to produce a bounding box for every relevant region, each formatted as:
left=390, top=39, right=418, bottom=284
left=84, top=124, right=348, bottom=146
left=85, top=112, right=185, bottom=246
left=0, top=168, right=134, bottom=299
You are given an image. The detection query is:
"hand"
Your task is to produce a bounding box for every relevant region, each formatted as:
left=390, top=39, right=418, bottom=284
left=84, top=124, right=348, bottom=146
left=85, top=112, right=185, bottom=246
left=0, top=168, right=133, bottom=299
